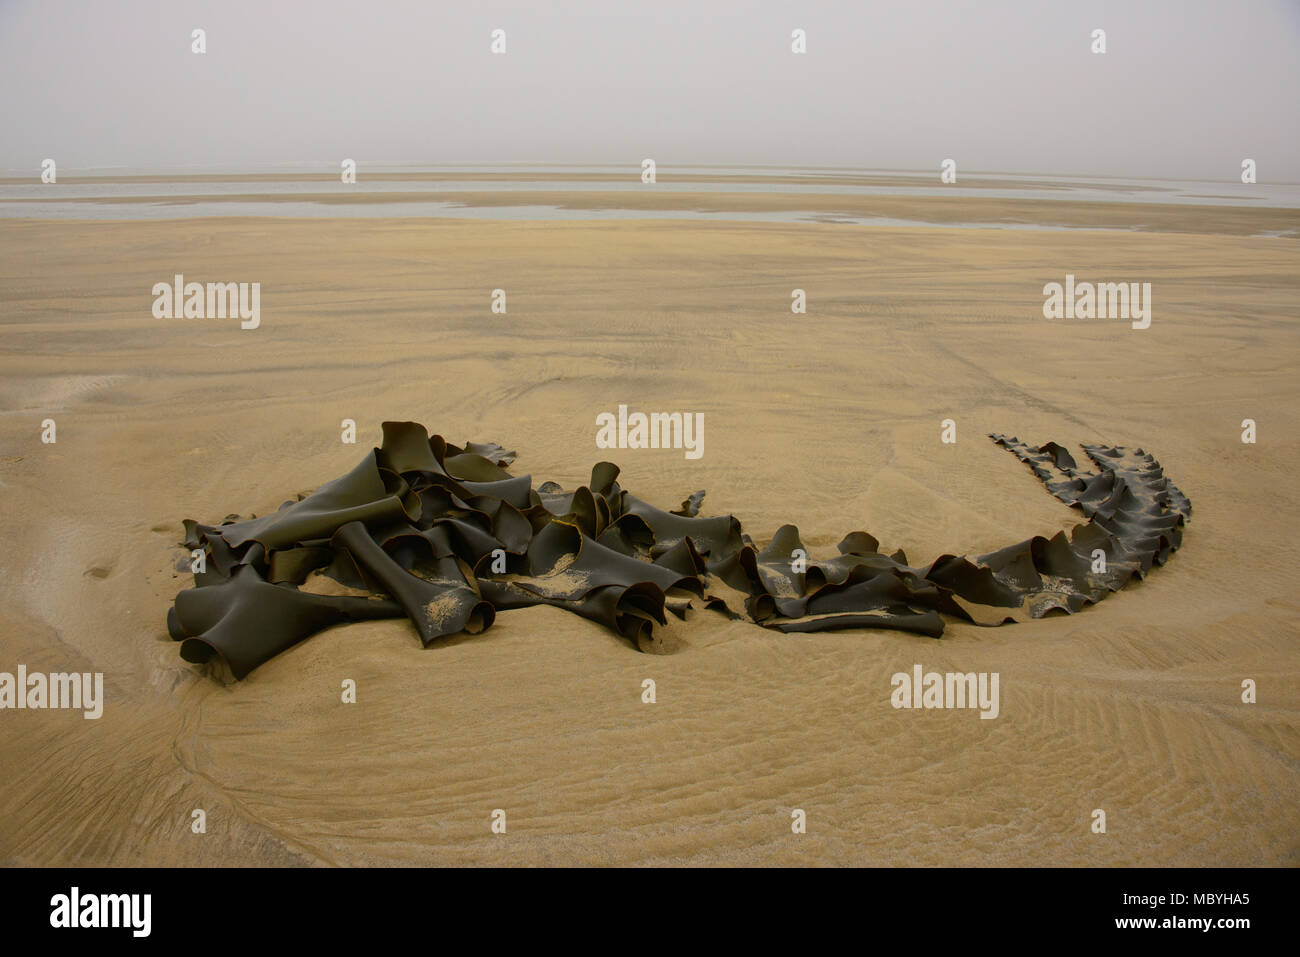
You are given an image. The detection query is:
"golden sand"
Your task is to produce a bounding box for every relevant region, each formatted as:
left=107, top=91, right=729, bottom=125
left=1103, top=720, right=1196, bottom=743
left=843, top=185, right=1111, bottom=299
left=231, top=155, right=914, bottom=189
left=0, top=211, right=1295, bottom=865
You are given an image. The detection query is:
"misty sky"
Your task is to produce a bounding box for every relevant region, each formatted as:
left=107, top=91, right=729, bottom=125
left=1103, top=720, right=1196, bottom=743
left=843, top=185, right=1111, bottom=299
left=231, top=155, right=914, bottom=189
left=1, top=0, right=1296, bottom=180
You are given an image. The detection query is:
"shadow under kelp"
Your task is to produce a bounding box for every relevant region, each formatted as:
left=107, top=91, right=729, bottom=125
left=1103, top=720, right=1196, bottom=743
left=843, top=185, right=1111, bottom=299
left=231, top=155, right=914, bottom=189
left=166, top=422, right=1190, bottom=680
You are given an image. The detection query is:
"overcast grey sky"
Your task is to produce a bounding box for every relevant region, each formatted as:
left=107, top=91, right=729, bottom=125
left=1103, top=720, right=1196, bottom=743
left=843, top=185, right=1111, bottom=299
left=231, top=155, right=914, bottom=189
left=2, top=0, right=1296, bottom=179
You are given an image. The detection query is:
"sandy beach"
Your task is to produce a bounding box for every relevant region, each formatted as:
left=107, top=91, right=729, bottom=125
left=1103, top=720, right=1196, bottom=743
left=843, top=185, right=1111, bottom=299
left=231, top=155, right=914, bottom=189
left=0, top=199, right=1296, bottom=866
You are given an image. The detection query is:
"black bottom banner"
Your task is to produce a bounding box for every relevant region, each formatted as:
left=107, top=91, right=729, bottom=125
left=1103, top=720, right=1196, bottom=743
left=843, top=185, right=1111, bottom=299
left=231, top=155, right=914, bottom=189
left=0, top=866, right=1282, bottom=944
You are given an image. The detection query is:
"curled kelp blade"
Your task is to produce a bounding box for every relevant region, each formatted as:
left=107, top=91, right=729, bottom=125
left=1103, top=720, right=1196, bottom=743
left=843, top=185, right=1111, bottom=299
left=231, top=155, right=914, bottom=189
left=168, top=564, right=406, bottom=680
left=167, top=423, right=1190, bottom=680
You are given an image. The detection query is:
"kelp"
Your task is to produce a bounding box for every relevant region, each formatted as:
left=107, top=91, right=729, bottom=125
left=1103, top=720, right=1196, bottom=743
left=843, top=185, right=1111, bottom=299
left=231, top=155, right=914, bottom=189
left=167, top=422, right=1190, bottom=679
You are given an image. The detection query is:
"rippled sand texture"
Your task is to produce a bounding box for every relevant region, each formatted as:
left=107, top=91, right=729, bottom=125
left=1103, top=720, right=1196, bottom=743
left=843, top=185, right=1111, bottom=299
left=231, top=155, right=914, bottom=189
left=0, top=210, right=1296, bottom=865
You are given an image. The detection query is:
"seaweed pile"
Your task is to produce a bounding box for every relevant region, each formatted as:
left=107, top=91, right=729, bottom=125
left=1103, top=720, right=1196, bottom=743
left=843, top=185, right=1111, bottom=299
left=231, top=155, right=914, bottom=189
left=166, top=422, right=1191, bottom=679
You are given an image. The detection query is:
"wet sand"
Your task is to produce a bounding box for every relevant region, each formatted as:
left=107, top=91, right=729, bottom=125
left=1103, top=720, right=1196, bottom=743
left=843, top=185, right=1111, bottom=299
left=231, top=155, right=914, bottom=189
left=0, top=210, right=1296, bottom=865
left=8, top=189, right=1296, bottom=235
